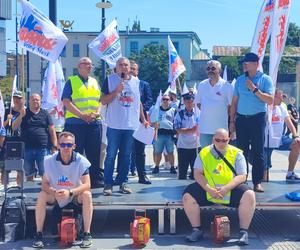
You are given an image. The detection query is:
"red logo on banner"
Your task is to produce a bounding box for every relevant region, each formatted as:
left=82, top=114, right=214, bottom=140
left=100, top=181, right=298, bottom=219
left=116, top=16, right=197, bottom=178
left=258, top=16, right=271, bottom=57
left=264, top=0, right=275, bottom=12
left=276, top=14, right=286, bottom=52
left=98, top=33, right=117, bottom=53
left=278, top=0, right=289, bottom=8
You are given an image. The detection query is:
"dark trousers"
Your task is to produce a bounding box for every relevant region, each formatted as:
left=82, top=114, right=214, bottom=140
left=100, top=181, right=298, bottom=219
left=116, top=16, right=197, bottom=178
left=64, top=123, right=103, bottom=185
left=131, top=138, right=147, bottom=179
left=177, top=148, right=197, bottom=179
left=235, top=112, right=266, bottom=185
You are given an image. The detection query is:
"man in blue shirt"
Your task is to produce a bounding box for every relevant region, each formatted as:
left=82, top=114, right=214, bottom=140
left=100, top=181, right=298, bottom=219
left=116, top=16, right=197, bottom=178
left=229, top=53, right=274, bottom=192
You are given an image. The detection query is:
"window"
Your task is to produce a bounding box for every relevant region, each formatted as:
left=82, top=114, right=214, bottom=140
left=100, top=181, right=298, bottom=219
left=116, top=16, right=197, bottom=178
left=73, top=68, right=78, bottom=75
left=86, top=44, right=89, bottom=57
left=130, top=41, right=139, bottom=54
left=173, top=42, right=179, bottom=52
left=73, top=44, right=80, bottom=57
left=63, top=68, right=66, bottom=78
left=60, top=46, right=66, bottom=57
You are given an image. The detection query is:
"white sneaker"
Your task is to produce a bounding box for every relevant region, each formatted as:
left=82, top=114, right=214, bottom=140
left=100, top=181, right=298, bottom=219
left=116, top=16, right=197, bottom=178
left=164, top=162, right=171, bottom=170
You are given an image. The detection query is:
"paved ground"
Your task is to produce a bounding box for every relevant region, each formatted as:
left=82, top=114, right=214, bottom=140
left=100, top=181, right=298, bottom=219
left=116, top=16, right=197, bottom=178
left=1, top=147, right=300, bottom=249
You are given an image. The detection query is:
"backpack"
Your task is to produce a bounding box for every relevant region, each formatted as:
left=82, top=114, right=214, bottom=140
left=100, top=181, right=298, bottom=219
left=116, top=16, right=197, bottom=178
left=0, top=187, right=26, bottom=242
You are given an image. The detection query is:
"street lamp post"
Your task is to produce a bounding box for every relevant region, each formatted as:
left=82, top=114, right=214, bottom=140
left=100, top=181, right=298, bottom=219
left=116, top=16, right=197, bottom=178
left=15, top=1, right=19, bottom=89
left=96, top=1, right=112, bottom=83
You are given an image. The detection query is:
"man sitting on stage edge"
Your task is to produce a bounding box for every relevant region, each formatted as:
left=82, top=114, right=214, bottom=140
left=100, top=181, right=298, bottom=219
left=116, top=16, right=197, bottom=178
left=33, top=132, right=93, bottom=249
left=264, top=89, right=300, bottom=182
left=182, top=128, right=255, bottom=246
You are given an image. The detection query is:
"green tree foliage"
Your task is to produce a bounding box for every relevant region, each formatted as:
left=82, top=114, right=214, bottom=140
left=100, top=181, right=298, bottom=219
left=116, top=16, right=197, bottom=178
left=286, top=22, right=300, bottom=47
left=132, top=20, right=141, bottom=32
left=0, top=76, right=13, bottom=101
left=218, top=57, right=243, bottom=80
left=130, top=44, right=169, bottom=99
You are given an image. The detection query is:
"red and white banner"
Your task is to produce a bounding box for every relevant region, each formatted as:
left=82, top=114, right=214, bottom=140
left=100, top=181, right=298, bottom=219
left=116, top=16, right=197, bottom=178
left=89, top=19, right=122, bottom=69
left=41, top=59, right=65, bottom=117
left=269, top=0, right=292, bottom=85
left=19, top=0, right=68, bottom=62
left=0, top=90, right=4, bottom=128
left=168, top=36, right=186, bottom=83
left=251, top=0, right=275, bottom=68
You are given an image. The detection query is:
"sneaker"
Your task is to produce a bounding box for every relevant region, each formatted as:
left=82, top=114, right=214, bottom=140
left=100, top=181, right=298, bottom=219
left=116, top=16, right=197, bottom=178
left=33, top=232, right=44, bottom=248
left=103, top=185, right=113, bottom=196
left=164, top=162, right=171, bottom=170
left=185, top=229, right=204, bottom=242
left=170, top=166, right=177, bottom=174
left=286, top=172, right=300, bottom=182
left=152, top=166, right=159, bottom=174
left=119, top=183, right=132, bottom=194
left=238, top=231, right=249, bottom=246
left=80, top=232, right=92, bottom=248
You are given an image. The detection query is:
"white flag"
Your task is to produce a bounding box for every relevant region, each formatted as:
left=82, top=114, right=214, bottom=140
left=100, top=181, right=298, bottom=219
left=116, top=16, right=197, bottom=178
left=89, top=19, right=122, bottom=69
left=251, top=0, right=275, bottom=69
left=150, top=90, right=162, bottom=123
left=10, top=75, right=18, bottom=109
left=182, top=82, right=189, bottom=95
left=269, top=0, right=292, bottom=86
left=42, top=59, right=65, bottom=117
left=223, top=65, right=228, bottom=81
left=168, top=36, right=186, bottom=83
left=19, top=0, right=68, bottom=62
left=0, top=90, right=4, bottom=128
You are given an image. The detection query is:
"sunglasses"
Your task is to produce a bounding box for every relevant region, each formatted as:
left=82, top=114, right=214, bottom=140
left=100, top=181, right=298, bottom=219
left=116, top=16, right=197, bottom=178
left=59, top=143, right=74, bottom=148
left=162, top=98, right=170, bottom=101
left=214, top=138, right=229, bottom=143
left=207, top=67, right=216, bottom=71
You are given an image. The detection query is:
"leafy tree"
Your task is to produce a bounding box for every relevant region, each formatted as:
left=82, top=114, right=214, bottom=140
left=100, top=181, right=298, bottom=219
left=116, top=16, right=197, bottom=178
left=286, top=22, right=300, bottom=47
left=130, top=44, right=169, bottom=99
left=218, top=56, right=243, bottom=80
left=132, top=20, right=141, bottom=32
left=0, top=76, right=13, bottom=101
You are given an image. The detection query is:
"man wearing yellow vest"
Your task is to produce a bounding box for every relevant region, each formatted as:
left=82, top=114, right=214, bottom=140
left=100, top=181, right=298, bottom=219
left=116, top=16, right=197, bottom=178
left=62, top=57, right=103, bottom=189
left=183, top=128, right=255, bottom=246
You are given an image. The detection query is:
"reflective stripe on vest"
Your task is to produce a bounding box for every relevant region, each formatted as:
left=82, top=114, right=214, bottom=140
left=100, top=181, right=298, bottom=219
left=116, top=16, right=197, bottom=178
left=65, top=75, right=101, bottom=119
left=200, top=145, right=241, bottom=204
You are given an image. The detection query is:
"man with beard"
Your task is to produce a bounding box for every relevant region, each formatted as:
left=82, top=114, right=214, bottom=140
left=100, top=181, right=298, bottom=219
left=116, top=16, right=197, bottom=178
left=195, top=60, right=233, bottom=148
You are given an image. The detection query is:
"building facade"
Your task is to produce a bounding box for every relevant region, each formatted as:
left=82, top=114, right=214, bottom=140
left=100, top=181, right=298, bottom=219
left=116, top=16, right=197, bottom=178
left=0, top=0, right=12, bottom=77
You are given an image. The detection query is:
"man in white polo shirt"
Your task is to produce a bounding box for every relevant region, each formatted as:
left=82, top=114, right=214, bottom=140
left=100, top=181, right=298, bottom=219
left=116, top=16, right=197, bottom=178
left=195, top=60, right=233, bottom=148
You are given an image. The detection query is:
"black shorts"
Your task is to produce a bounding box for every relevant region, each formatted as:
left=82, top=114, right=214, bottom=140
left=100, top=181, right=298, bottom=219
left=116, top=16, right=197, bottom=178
left=183, top=182, right=251, bottom=208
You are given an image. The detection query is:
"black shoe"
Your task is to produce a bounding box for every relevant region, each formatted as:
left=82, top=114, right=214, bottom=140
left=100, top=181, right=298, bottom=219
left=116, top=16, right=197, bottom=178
left=33, top=232, right=44, bottom=248
left=238, top=230, right=249, bottom=245
left=170, top=166, right=177, bottom=174
left=138, top=175, right=152, bottom=184
left=131, top=171, right=137, bottom=176
left=152, top=166, right=159, bottom=174
left=80, top=232, right=92, bottom=248
left=91, top=180, right=104, bottom=189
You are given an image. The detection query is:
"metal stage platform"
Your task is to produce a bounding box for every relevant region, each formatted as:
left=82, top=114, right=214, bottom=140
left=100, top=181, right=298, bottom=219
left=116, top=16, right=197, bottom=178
left=2, top=175, right=300, bottom=235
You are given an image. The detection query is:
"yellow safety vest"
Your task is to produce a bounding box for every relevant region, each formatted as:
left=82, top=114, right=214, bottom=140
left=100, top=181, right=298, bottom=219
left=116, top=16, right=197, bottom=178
left=200, top=145, right=241, bottom=204
left=65, top=76, right=101, bottom=119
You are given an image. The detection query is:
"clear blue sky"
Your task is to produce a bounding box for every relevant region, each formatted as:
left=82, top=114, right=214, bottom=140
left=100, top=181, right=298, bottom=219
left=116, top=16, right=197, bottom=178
left=5, top=0, right=300, bottom=54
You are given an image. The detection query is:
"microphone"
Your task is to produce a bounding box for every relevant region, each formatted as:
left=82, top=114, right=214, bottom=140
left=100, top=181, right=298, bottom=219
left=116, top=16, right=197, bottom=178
left=121, top=72, right=125, bottom=81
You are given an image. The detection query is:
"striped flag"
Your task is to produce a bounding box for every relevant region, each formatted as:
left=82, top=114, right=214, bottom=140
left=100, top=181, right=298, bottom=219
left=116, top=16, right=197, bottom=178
left=168, top=36, right=186, bottom=83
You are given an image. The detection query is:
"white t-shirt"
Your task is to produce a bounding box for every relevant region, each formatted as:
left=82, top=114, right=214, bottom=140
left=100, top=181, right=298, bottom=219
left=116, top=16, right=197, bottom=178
left=44, top=152, right=91, bottom=207
left=106, top=73, right=141, bottom=130
left=195, top=78, right=233, bottom=134
left=265, top=103, right=289, bottom=148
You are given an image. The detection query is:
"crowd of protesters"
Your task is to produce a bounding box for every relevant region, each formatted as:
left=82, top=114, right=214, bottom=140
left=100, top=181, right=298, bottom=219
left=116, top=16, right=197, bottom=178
left=0, top=53, right=299, bottom=247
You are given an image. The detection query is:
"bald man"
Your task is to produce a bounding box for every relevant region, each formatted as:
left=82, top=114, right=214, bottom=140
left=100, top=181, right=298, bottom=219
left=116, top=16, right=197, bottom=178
left=183, top=128, right=255, bottom=246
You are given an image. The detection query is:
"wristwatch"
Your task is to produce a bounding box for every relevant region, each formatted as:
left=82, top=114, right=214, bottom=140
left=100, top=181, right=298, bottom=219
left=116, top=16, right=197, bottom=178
left=292, top=135, right=299, bottom=139
left=253, top=88, right=259, bottom=94
left=69, top=189, right=73, bottom=198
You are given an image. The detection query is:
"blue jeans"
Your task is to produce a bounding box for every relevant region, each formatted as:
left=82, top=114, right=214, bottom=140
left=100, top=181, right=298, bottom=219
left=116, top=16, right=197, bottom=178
left=24, top=148, right=49, bottom=177
left=104, top=128, right=134, bottom=186
left=153, top=134, right=174, bottom=154
left=264, top=135, right=292, bottom=170
left=236, top=112, right=266, bottom=185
